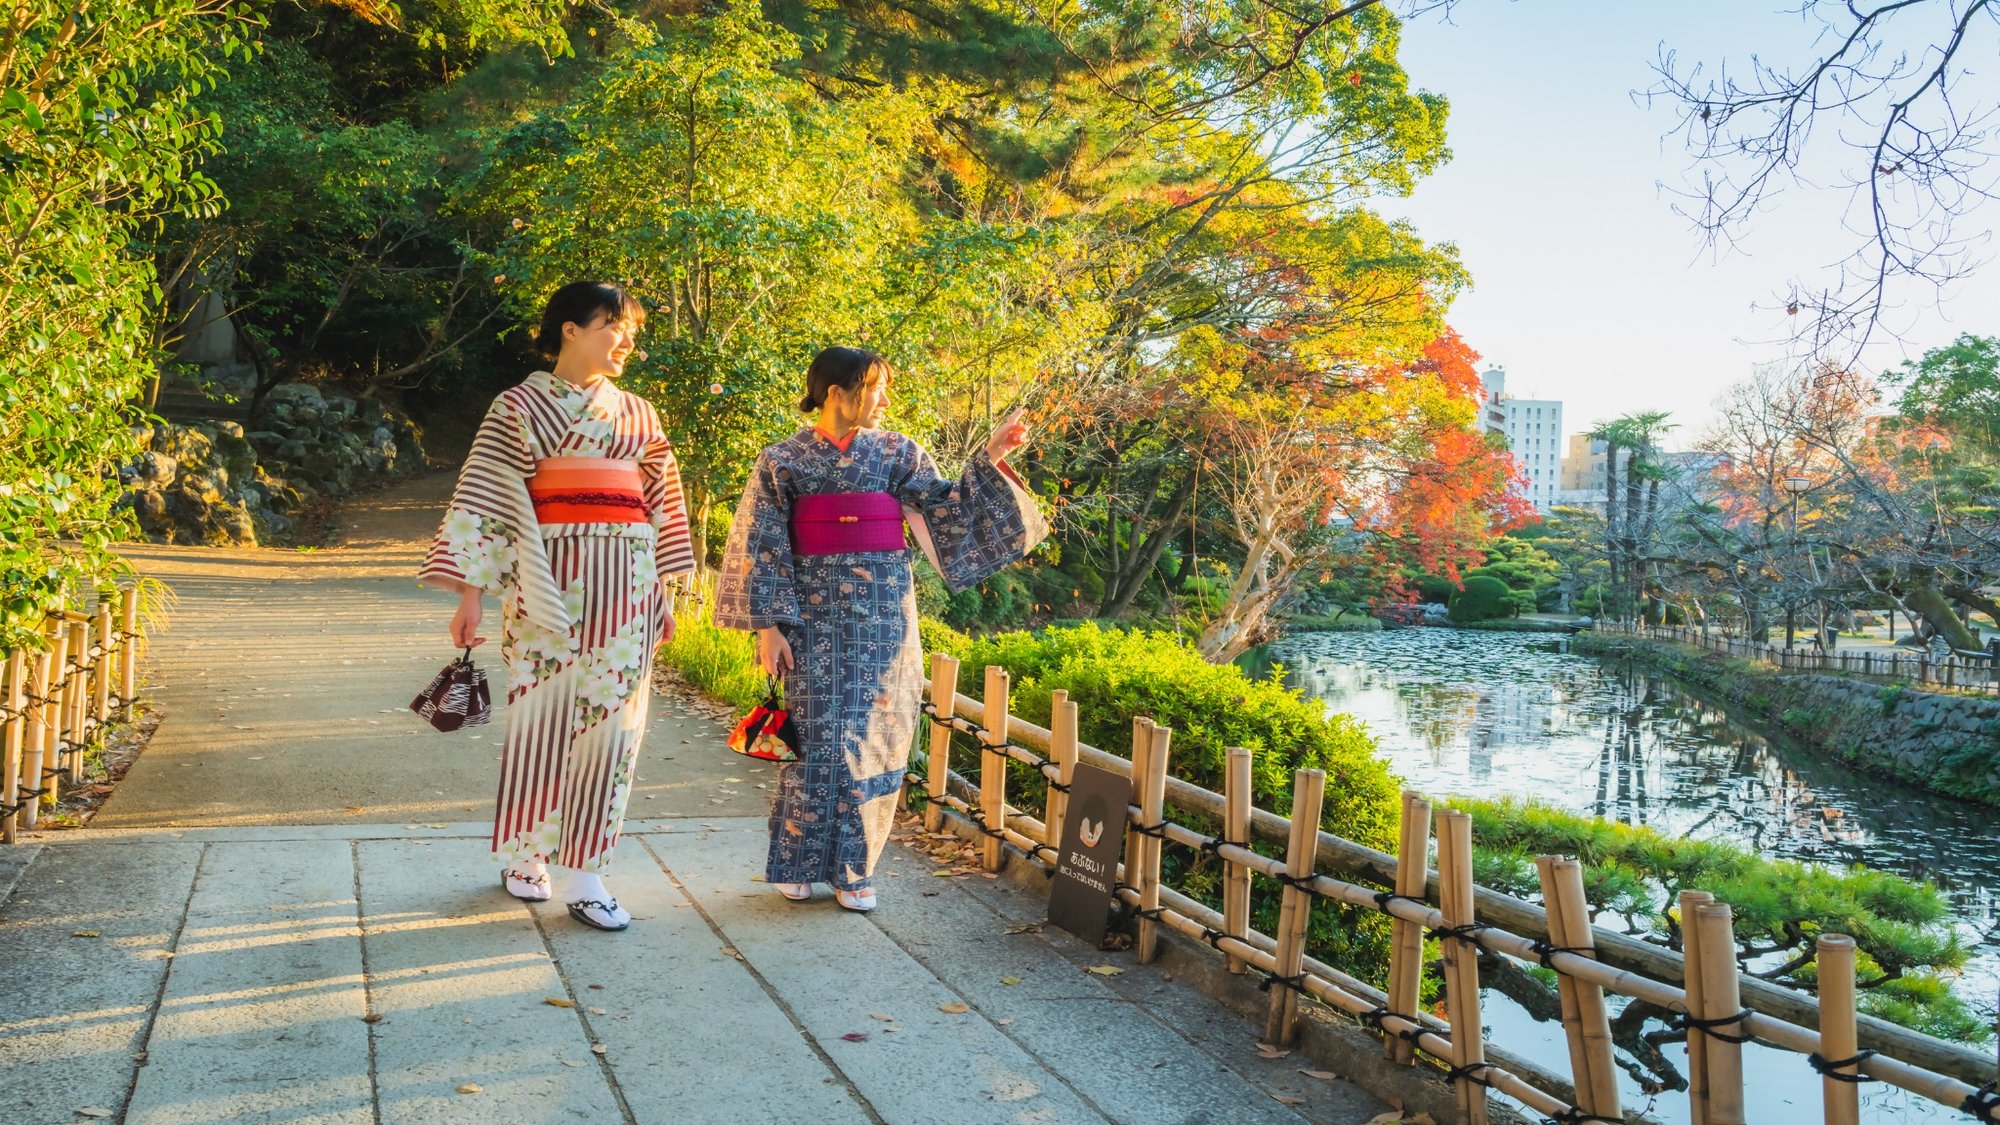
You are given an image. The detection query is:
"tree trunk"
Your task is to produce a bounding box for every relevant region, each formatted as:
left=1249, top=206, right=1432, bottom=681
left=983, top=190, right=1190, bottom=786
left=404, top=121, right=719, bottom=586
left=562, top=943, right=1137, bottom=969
left=1905, top=581, right=1982, bottom=651
left=1101, top=472, right=1195, bottom=619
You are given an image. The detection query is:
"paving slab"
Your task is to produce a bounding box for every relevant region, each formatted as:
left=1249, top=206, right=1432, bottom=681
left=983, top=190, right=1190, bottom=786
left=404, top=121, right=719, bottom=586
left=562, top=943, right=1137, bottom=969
left=0, top=840, right=202, bottom=1124
left=125, top=839, right=372, bottom=1124
left=532, top=843, right=867, bottom=1124
left=656, top=824, right=1109, bottom=1124
left=357, top=837, right=623, bottom=1124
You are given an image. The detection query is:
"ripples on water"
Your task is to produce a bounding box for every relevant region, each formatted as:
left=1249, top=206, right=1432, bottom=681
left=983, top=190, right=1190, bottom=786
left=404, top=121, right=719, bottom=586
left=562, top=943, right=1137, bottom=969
left=1255, top=627, right=1999, bottom=1124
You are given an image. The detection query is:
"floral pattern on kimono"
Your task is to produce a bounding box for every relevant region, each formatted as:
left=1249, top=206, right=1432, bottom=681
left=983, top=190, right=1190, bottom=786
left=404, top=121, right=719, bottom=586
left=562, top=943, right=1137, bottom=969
left=421, top=371, right=695, bottom=872
left=717, top=428, right=1046, bottom=890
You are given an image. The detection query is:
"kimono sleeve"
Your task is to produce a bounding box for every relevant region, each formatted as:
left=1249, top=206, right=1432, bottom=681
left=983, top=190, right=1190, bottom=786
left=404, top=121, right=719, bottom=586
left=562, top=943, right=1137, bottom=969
left=639, top=406, right=698, bottom=586
left=714, top=448, right=802, bottom=630
left=892, top=442, right=1048, bottom=594
left=421, top=396, right=535, bottom=599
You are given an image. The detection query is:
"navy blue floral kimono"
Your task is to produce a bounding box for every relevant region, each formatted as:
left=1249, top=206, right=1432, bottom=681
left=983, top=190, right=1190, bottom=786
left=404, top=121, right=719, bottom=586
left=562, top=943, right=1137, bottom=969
left=716, top=428, right=1046, bottom=891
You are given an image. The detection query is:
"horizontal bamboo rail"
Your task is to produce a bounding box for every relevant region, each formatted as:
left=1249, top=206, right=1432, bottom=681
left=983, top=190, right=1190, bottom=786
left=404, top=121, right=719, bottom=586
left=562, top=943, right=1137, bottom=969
left=1597, top=620, right=2000, bottom=694
left=1, top=589, right=146, bottom=843
left=916, top=657, right=2000, bottom=1125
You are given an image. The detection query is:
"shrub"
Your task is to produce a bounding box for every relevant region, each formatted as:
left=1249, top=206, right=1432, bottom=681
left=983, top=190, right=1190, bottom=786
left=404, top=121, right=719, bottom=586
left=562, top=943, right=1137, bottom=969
left=656, top=577, right=764, bottom=712
left=1414, top=574, right=1457, bottom=604
left=1447, top=574, right=1512, bottom=622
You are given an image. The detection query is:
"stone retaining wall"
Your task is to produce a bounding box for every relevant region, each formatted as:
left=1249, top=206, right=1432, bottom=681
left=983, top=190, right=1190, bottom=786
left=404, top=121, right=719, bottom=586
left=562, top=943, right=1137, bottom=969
left=1576, top=634, right=2000, bottom=806
left=120, top=384, right=423, bottom=546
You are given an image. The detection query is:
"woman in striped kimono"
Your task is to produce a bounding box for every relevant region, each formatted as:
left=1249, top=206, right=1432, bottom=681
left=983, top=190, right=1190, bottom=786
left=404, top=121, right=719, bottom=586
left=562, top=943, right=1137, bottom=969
left=717, top=347, right=1046, bottom=912
left=422, top=282, right=696, bottom=932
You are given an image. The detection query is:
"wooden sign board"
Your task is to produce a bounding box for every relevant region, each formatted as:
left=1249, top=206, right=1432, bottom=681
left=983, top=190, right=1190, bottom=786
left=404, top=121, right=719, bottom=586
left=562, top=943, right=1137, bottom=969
left=1048, top=763, right=1132, bottom=946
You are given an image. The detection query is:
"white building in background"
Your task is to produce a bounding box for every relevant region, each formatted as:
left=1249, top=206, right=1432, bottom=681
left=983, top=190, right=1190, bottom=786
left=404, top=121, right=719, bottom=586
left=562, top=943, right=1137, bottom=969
left=1481, top=366, right=1564, bottom=513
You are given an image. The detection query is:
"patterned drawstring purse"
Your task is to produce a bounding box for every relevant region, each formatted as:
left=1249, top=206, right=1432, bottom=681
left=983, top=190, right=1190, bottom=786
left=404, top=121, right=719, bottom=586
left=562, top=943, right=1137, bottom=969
left=728, top=676, right=799, bottom=762
left=411, top=647, right=492, bottom=732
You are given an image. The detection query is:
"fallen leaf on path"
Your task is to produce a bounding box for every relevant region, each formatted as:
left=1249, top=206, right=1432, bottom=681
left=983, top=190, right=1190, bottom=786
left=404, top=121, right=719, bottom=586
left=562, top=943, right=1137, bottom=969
left=71, top=931, right=99, bottom=939
left=560, top=1059, right=583, bottom=1068
left=588, top=1007, right=606, bottom=1016
left=361, top=1012, right=383, bottom=1024
left=1000, top=976, right=1021, bottom=986
left=587, top=983, right=604, bottom=990
left=456, top=1084, right=482, bottom=1095
left=1003, top=923, right=1043, bottom=935
left=344, top=806, right=365, bottom=814
left=995, top=1017, right=1013, bottom=1026
left=1299, top=1069, right=1337, bottom=1080
left=543, top=997, right=575, bottom=1008
left=938, top=1002, right=969, bottom=1014
left=720, top=946, right=744, bottom=960
left=840, top=1032, right=869, bottom=1042
left=591, top=1044, right=606, bottom=1055
left=869, top=1012, right=894, bottom=1022
left=748, top=875, right=766, bottom=882
left=75, top=1108, right=113, bottom=1118
left=1085, top=965, right=1123, bottom=977
left=1253, top=1042, right=1290, bottom=1059
left=1274, top=1095, right=1305, bottom=1106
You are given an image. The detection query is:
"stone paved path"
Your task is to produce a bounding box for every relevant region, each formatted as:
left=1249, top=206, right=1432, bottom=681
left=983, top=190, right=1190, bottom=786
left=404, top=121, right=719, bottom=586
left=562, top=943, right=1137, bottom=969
left=0, top=475, right=1391, bottom=1124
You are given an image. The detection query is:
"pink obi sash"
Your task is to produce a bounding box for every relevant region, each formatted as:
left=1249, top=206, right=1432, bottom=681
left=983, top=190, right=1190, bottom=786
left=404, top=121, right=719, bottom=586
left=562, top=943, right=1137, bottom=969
left=529, top=458, right=647, bottom=524
left=791, top=491, right=905, bottom=554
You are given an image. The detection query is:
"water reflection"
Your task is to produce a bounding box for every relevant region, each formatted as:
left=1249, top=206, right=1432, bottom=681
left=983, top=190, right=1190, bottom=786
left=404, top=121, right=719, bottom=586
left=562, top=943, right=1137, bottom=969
left=1255, top=627, right=1998, bottom=1121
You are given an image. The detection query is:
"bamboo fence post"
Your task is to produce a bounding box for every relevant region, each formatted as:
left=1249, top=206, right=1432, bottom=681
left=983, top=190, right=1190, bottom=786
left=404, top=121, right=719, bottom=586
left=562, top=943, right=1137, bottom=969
left=21, top=652, right=51, bottom=830
left=1817, top=934, right=1862, bottom=1125
left=92, top=603, right=112, bottom=725
left=1537, top=856, right=1593, bottom=1103
left=980, top=664, right=1010, bottom=871
left=1680, top=890, right=1715, bottom=1125
left=1135, top=724, right=1172, bottom=964
left=1045, top=690, right=1077, bottom=853
left=66, top=619, right=88, bottom=784
left=2, top=652, right=22, bottom=845
left=1384, top=790, right=1432, bottom=1064
left=1550, top=857, right=1621, bottom=1117
left=118, top=587, right=139, bottom=710
left=923, top=654, right=959, bottom=833
left=1437, top=808, right=1490, bottom=1124
left=1263, top=768, right=1326, bottom=1046
left=43, top=624, right=69, bottom=808
left=1222, top=746, right=1253, bottom=975
left=1693, top=902, right=1747, bottom=1125
left=1124, top=716, right=1156, bottom=882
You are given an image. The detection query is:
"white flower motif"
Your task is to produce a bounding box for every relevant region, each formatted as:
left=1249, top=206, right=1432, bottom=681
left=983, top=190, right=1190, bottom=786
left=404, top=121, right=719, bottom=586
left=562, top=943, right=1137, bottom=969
left=441, top=509, right=481, bottom=543
left=561, top=581, right=586, bottom=623
left=580, top=672, right=625, bottom=710
left=603, top=631, right=643, bottom=672
left=460, top=554, right=500, bottom=591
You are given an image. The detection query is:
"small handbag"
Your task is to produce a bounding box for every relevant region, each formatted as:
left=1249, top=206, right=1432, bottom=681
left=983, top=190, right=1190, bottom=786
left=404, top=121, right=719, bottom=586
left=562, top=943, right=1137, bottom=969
left=411, top=647, right=492, bottom=732
left=728, top=676, right=799, bottom=762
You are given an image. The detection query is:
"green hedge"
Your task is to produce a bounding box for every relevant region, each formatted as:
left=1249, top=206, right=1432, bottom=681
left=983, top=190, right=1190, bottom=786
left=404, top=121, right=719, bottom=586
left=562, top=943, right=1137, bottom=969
left=934, top=622, right=1403, bottom=974
left=1447, top=574, right=1511, bottom=623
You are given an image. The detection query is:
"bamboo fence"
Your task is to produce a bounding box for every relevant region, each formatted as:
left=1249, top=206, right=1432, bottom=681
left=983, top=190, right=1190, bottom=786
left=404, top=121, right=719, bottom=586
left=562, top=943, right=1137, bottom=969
left=912, top=653, right=2000, bottom=1125
left=0, top=588, right=146, bottom=844
left=1597, top=620, right=2000, bottom=694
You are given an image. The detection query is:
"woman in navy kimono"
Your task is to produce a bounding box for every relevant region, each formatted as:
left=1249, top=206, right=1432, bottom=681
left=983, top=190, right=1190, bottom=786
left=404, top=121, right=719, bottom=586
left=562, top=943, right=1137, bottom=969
left=716, top=347, right=1046, bottom=912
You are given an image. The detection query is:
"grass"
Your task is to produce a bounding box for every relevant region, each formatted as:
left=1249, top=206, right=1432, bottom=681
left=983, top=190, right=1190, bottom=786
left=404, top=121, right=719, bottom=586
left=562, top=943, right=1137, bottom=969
left=659, top=576, right=764, bottom=712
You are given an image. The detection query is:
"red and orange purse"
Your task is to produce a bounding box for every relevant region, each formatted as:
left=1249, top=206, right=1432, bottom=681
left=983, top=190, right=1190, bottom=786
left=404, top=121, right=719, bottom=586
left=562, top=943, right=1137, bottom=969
left=728, top=677, right=800, bottom=762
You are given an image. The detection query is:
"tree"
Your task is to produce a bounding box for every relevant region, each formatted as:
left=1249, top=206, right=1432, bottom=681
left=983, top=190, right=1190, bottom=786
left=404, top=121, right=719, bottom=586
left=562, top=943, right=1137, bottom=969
left=1653, top=1, right=2000, bottom=356
left=0, top=1, right=257, bottom=648
left=1589, top=410, right=1676, bottom=619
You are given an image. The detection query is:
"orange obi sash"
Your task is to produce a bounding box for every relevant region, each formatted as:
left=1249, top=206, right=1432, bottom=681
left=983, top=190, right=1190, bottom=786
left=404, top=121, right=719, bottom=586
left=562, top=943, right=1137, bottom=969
left=529, top=458, right=647, bottom=524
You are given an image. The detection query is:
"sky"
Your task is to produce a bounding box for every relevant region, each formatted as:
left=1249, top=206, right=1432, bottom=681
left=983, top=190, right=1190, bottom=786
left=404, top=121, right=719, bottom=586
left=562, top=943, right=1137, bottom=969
left=1370, top=0, right=2000, bottom=450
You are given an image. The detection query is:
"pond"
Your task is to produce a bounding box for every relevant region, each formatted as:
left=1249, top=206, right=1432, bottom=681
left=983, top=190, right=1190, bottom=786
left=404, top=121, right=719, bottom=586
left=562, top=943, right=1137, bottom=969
left=1249, top=626, right=1999, bottom=1124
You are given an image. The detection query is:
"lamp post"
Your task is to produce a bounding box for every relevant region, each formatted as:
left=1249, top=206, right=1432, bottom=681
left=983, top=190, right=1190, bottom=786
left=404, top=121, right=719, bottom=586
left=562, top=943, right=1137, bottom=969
left=1782, top=475, right=1811, bottom=648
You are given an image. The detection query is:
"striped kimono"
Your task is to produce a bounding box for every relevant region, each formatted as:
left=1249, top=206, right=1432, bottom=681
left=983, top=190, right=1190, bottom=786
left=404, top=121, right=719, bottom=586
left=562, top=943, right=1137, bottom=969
left=716, top=428, right=1046, bottom=892
left=421, top=371, right=695, bottom=872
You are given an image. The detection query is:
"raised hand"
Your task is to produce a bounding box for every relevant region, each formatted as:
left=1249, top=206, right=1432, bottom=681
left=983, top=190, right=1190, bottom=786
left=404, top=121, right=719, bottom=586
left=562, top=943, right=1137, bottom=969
left=985, top=408, right=1030, bottom=464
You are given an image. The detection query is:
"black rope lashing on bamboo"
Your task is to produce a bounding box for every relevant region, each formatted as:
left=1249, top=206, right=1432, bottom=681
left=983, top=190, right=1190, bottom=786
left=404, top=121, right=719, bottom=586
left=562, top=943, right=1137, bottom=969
left=1257, top=969, right=1309, bottom=995
left=0, top=799, right=21, bottom=816
left=1806, top=1049, right=1879, bottom=1083
left=1539, top=1107, right=1625, bottom=1125
left=1525, top=939, right=1596, bottom=969
left=917, top=700, right=1071, bottom=792
left=1267, top=869, right=1319, bottom=891
left=1680, top=1008, right=1757, bottom=1044
left=1128, top=819, right=1169, bottom=840
left=1959, top=1081, right=1998, bottom=1121
left=1109, top=881, right=1167, bottom=922
left=1427, top=921, right=1493, bottom=946
left=1357, top=1005, right=1426, bottom=1044
left=1372, top=890, right=1426, bottom=913
left=1443, top=1060, right=1495, bottom=1088
left=17, top=785, right=49, bottom=800
left=1196, top=835, right=1249, bottom=858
